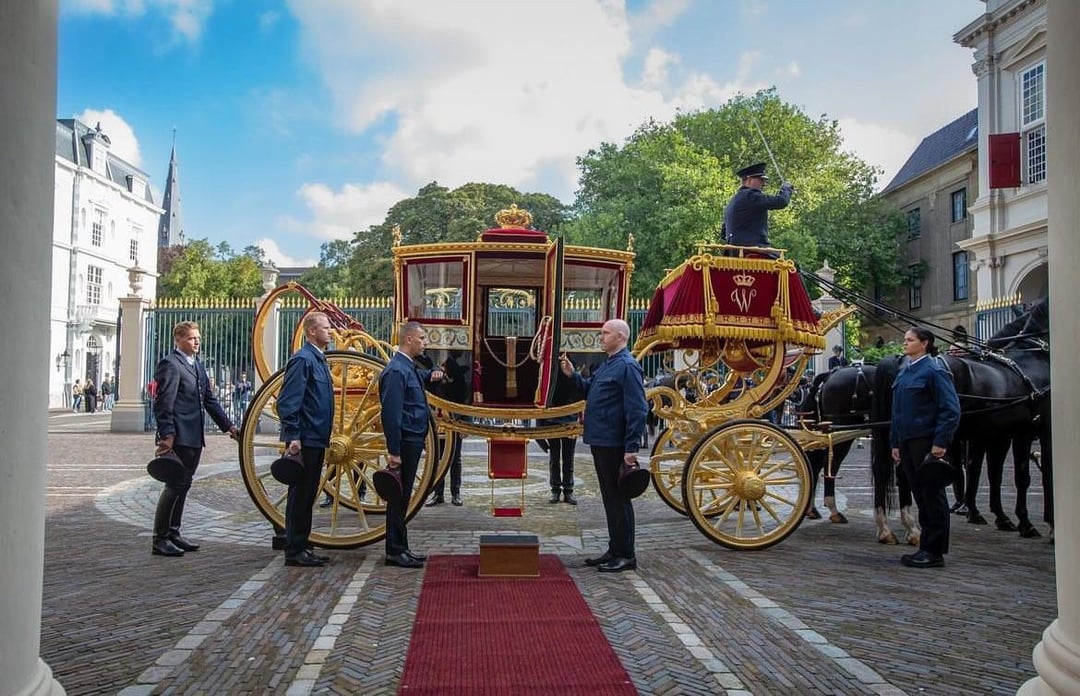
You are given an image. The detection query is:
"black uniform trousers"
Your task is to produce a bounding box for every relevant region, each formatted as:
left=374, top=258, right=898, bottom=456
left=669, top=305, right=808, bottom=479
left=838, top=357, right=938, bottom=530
left=592, top=445, right=635, bottom=559
left=547, top=437, right=577, bottom=493
left=386, top=439, right=424, bottom=556
left=431, top=433, right=463, bottom=498
left=153, top=444, right=203, bottom=539
left=898, top=436, right=950, bottom=556
left=284, top=447, right=326, bottom=556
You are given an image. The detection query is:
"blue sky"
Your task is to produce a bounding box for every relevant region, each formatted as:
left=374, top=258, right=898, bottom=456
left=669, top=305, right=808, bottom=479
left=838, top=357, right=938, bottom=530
left=59, top=0, right=982, bottom=267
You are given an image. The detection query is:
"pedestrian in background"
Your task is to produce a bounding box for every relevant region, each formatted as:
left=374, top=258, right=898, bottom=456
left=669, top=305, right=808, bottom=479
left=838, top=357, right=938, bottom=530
left=71, top=379, right=83, bottom=412
left=83, top=379, right=97, bottom=413
left=561, top=319, right=648, bottom=573
left=151, top=321, right=238, bottom=556
left=276, top=312, right=335, bottom=568
left=890, top=327, right=961, bottom=569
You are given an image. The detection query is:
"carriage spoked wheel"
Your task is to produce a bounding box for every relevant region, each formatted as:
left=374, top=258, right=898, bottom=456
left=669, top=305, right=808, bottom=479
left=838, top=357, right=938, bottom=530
left=238, top=350, right=443, bottom=549
left=681, top=419, right=811, bottom=550
left=650, top=427, right=692, bottom=516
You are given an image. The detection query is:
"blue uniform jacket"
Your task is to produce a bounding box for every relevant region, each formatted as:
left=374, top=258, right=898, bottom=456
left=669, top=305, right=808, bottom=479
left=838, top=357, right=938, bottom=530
left=379, top=351, right=433, bottom=457
left=889, top=356, right=961, bottom=449
left=568, top=348, right=648, bottom=452
left=277, top=342, right=335, bottom=448
left=154, top=350, right=233, bottom=447
left=723, top=184, right=793, bottom=247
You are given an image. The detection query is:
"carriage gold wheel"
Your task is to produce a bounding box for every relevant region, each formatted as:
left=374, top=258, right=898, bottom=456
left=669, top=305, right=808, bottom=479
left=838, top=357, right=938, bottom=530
left=650, top=427, right=691, bottom=515
left=239, top=350, right=440, bottom=549
left=682, top=419, right=810, bottom=550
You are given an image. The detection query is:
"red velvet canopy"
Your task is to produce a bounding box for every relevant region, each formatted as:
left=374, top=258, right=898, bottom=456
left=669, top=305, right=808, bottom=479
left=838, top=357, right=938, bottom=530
left=634, top=251, right=822, bottom=355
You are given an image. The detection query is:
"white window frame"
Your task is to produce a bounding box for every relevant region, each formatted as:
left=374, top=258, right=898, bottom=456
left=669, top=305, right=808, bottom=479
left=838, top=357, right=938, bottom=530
left=91, top=210, right=104, bottom=247
left=87, top=265, right=103, bottom=305
left=129, top=238, right=139, bottom=263
left=951, top=188, right=967, bottom=223
left=1019, top=62, right=1046, bottom=184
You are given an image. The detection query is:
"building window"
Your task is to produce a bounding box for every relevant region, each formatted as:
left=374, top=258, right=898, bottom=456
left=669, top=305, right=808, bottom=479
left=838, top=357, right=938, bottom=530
left=87, top=265, right=102, bottom=305
left=951, top=188, right=967, bottom=223
left=129, top=239, right=139, bottom=263
left=953, top=251, right=969, bottom=301
left=906, top=208, right=921, bottom=240
left=91, top=211, right=104, bottom=247
left=908, top=265, right=922, bottom=310
left=1020, top=63, right=1047, bottom=184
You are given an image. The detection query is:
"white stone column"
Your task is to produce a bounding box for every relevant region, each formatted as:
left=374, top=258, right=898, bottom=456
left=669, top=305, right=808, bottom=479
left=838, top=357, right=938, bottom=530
left=0, top=2, right=66, bottom=695
left=1019, top=0, right=1080, bottom=693
left=110, top=281, right=151, bottom=432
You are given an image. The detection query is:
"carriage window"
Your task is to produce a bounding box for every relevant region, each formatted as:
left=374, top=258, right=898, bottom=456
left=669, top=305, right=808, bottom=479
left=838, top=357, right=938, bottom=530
left=564, top=262, right=623, bottom=324
left=564, top=290, right=603, bottom=323
left=486, top=288, right=537, bottom=337
left=405, top=259, right=466, bottom=321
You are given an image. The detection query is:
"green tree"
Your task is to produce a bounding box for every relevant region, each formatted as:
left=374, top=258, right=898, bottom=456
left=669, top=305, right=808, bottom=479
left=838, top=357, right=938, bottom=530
left=157, top=238, right=264, bottom=298
left=297, top=240, right=354, bottom=297
left=568, top=89, right=907, bottom=295
left=347, top=182, right=569, bottom=294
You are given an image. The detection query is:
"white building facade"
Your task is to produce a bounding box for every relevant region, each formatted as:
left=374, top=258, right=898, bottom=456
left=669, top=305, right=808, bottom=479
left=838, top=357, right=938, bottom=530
left=51, top=119, right=160, bottom=409
left=955, top=0, right=1049, bottom=305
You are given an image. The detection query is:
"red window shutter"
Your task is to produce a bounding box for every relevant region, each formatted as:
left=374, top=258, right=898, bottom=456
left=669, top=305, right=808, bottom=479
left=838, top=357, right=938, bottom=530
left=989, top=133, right=1021, bottom=188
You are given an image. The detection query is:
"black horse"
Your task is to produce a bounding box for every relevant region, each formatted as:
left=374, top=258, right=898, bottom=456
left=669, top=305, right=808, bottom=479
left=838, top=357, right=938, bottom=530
left=871, top=298, right=1051, bottom=540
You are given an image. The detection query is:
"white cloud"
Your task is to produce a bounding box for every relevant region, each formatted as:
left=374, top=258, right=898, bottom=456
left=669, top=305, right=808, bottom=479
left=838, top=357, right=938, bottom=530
left=838, top=118, right=918, bottom=189
left=777, top=61, right=800, bottom=79
left=280, top=181, right=410, bottom=242
left=287, top=0, right=761, bottom=204
left=253, top=237, right=316, bottom=268
left=74, top=108, right=142, bottom=168
left=63, top=0, right=213, bottom=44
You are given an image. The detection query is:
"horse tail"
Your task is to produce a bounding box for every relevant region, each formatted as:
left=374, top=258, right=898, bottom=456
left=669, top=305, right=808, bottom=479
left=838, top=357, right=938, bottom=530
left=870, top=356, right=899, bottom=512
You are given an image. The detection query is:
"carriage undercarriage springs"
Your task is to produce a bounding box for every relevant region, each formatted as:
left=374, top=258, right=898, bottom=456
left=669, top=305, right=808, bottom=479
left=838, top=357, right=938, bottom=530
left=236, top=209, right=865, bottom=551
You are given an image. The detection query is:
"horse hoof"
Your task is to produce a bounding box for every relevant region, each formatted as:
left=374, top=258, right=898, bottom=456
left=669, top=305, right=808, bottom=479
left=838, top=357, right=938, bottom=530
left=878, top=533, right=899, bottom=545
left=1019, top=522, right=1042, bottom=539
left=829, top=512, right=848, bottom=524
left=996, top=517, right=1019, bottom=532
left=967, top=513, right=988, bottom=525
left=805, top=507, right=821, bottom=520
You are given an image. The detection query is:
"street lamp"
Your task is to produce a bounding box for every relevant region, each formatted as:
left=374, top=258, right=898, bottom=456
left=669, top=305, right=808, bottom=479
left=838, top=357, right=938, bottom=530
left=55, top=350, right=70, bottom=372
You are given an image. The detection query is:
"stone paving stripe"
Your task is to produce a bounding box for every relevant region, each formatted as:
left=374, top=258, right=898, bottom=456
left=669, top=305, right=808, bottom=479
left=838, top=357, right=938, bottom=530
left=684, top=548, right=906, bottom=694
left=627, top=575, right=748, bottom=693
left=122, top=557, right=282, bottom=691
left=285, top=554, right=379, bottom=696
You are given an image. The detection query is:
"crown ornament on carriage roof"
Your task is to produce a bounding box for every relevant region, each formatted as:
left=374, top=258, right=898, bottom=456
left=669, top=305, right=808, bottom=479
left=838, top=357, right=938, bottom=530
left=733, top=272, right=755, bottom=287
left=495, top=204, right=532, bottom=229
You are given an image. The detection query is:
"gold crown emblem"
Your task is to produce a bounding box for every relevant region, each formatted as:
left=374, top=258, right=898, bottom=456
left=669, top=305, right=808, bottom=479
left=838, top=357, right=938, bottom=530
left=733, top=272, right=755, bottom=287
left=495, top=204, right=533, bottom=229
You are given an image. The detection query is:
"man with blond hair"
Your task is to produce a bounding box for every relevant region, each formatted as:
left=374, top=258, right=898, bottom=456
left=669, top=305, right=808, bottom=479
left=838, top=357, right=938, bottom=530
left=152, top=321, right=238, bottom=556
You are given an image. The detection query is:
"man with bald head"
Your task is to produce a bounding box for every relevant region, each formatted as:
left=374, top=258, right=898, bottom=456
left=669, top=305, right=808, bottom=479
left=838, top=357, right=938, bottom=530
left=561, top=319, right=648, bottom=573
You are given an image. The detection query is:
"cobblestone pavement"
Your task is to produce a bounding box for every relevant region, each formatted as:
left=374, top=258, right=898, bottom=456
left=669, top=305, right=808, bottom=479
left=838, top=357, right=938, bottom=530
left=41, top=417, right=1056, bottom=695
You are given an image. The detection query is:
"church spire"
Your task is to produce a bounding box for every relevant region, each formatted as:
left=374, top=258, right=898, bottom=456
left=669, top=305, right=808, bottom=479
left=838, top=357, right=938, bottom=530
left=158, top=128, right=184, bottom=249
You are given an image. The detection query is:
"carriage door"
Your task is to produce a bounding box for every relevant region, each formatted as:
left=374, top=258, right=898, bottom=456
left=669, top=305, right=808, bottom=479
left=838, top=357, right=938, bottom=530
left=534, top=237, right=565, bottom=408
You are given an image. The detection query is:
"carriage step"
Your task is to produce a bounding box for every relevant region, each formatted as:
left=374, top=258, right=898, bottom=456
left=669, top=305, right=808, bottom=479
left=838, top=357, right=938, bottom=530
left=491, top=507, right=524, bottom=517
left=478, top=533, right=539, bottom=577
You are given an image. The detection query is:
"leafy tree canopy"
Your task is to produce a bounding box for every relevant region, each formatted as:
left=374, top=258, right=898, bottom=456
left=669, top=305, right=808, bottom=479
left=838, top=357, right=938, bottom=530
left=346, top=182, right=568, bottom=295
left=297, top=240, right=354, bottom=298
left=567, top=89, right=906, bottom=295
left=157, top=239, right=265, bottom=299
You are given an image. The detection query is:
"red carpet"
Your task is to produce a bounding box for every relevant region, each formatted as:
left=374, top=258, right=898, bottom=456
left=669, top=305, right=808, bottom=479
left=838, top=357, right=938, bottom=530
left=400, top=555, right=636, bottom=695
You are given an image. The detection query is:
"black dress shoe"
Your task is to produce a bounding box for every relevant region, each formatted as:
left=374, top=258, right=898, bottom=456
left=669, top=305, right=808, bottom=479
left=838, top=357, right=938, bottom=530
left=305, top=548, right=331, bottom=563
left=405, top=550, right=427, bottom=562
left=285, top=550, right=326, bottom=567
left=425, top=495, right=445, bottom=507
left=385, top=552, right=424, bottom=568
left=598, top=557, right=638, bottom=573
left=168, top=533, right=200, bottom=552
left=901, top=550, right=944, bottom=568
left=563, top=492, right=577, bottom=505
left=152, top=538, right=184, bottom=556
left=549, top=491, right=561, bottom=504
left=584, top=552, right=614, bottom=567
left=451, top=494, right=463, bottom=506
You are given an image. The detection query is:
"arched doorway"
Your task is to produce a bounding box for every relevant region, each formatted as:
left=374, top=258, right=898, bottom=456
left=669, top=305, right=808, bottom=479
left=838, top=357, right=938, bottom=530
left=1014, top=261, right=1049, bottom=304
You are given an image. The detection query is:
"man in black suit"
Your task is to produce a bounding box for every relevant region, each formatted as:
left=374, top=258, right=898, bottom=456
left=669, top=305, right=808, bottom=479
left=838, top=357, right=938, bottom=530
left=723, top=162, right=793, bottom=249
left=152, top=321, right=238, bottom=556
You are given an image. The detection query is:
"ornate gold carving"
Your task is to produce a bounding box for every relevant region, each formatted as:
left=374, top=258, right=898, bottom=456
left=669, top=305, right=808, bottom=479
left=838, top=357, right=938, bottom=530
left=494, top=204, right=533, bottom=229
left=392, top=224, right=402, bottom=247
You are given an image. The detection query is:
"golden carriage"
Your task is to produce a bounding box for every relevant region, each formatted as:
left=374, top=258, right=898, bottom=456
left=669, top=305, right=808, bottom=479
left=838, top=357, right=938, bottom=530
left=236, top=208, right=859, bottom=551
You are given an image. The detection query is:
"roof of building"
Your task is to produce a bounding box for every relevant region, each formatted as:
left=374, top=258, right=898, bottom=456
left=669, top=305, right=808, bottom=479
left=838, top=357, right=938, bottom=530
left=55, top=119, right=156, bottom=205
left=882, top=108, right=978, bottom=193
